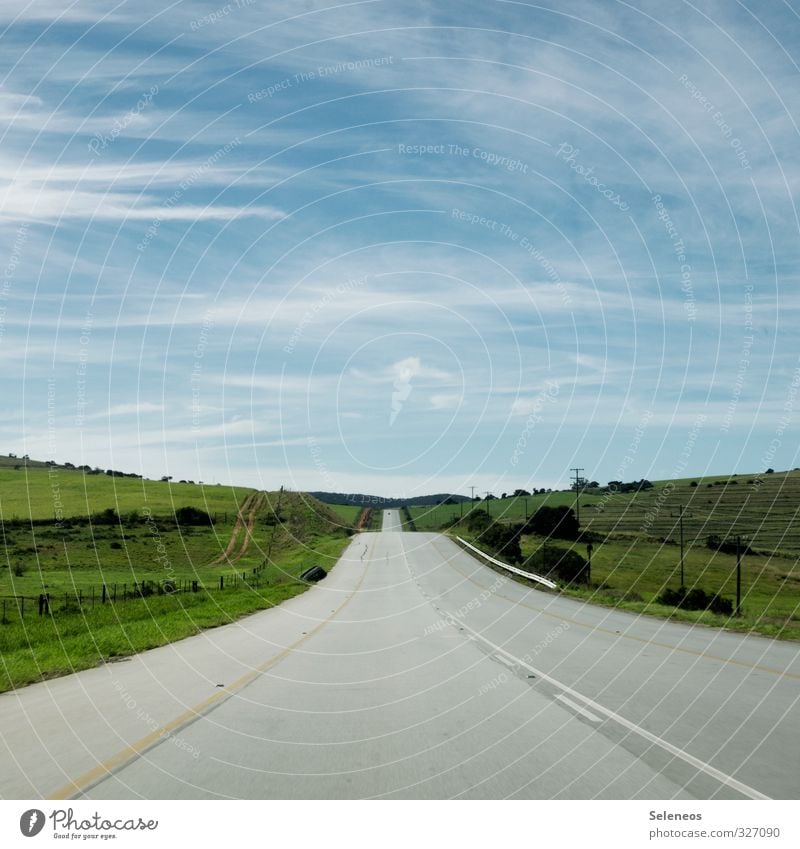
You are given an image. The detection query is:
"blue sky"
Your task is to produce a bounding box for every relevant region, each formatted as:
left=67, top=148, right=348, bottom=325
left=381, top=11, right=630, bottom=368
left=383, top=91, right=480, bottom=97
left=1, top=0, right=799, bottom=496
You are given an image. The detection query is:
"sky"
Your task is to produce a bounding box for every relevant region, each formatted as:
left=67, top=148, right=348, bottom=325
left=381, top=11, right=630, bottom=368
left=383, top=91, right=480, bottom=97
left=1, top=0, right=799, bottom=497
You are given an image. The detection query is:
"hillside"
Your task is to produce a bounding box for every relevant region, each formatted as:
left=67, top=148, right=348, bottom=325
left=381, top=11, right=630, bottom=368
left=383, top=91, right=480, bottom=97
left=0, top=463, right=354, bottom=692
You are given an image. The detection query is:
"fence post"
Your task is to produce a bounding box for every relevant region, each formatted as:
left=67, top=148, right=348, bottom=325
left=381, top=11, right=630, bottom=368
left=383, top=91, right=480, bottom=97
left=2, top=599, right=6, bottom=624
left=20, top=596, right=24, bottom=618
left=192, top=580, right=198, bottom=593
left=219, top=576, right=224, bottom=590
left=38, top=594, right=44, bottom=616
left=91, top=587, right=95, bottom=607
left=78, top=589, right=83, bottom=607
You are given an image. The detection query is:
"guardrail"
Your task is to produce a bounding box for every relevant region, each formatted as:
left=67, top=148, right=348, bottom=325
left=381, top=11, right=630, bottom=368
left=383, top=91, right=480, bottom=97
left=456, top=537, right=558, bottom=589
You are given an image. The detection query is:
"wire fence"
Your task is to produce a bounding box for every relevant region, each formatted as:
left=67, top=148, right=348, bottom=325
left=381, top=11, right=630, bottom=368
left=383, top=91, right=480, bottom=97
left=0, top=564, right=269, bottom=623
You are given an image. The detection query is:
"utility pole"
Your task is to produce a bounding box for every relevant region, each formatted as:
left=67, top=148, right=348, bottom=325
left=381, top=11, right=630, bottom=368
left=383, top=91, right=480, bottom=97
left=470, top=485, right=475, bottom=504
left=736, top=536, right=743, bottom=617
left=484, top=491, right=492, bottom=517
left=571, top=467, right=584, bottom=527
left=524, top=497, right=528, bottom=520
left=670, top=504, right=692, bottom=588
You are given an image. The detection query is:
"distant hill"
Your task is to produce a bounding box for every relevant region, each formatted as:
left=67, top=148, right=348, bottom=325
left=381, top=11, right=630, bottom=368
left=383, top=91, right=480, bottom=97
left=308, top=491, right=471, bottom=509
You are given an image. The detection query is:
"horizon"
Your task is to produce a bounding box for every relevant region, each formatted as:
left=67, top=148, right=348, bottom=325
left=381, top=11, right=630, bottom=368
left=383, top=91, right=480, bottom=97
left=2, top=1, right=799, bottom=498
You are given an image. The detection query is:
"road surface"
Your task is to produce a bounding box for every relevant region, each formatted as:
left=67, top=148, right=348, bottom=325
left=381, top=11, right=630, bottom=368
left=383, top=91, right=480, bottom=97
left=1, top=520, right=798, bottom=799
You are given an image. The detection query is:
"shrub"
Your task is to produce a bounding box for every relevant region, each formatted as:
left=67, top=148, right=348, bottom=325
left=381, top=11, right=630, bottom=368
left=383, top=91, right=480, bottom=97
left=524, top=545, right=588, bottom=584
left=657, top=586, right=733, bottom=616
left=174, top=506, right=214, bottom=526
left=464, top=509, right=492, bottom=533
left=109, top=541, right=122, bottom=550
left=523, top=505, right=579, bottom=539
left=706, top=535, right=752, bottom=556
left=11, top=561, right=25, bottom=577
left=479, top=522, right=523, bottom=564
left=92, top=507, right=119, bottom=525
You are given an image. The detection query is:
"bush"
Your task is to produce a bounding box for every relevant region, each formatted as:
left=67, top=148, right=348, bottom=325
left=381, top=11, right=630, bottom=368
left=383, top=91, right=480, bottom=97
left=11, top=561, right=25, bottom=577
left=706, top=535, right=752, bottom=556
left=463, top=509, right=492, bottom=533
left=478, top=522, right=523, bottom=564
left=523, top=545, right=588, bottom=584
left=657, top=586, right=733, bottom=615
left=109, top=541, right=122, bottom=550
left=174, top=506, right=214, bottom=526
left=523, top=505, right=579, bottom=539
left=92, top=507, right=119, bottom=525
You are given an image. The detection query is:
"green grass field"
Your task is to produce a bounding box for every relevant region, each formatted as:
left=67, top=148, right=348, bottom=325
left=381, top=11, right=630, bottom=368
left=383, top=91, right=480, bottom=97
left=324, top=502, right=362, bottom=526
left=412, top=470, right=800, bottom=555
left=0, top=470, right=353, bottom=692
left=453, top=528, right=800, bottom=640
left=0, top=464, right=252, bottom=522
left=414, top=470, right=800, bottom=641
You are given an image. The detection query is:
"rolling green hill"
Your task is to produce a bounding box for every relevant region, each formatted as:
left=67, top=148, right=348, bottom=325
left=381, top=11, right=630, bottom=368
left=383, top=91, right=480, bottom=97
left=0, top=463, right=354, bottom=692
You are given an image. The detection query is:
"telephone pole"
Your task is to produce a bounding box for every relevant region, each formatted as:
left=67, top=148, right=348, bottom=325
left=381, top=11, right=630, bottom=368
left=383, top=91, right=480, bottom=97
left=736, top=536, right=743, bottom=617
left=484, top=491, right=492, bottom=517
left=671, top=504, right=692, bottom=587
left=571, top=467, right=584, bottom=527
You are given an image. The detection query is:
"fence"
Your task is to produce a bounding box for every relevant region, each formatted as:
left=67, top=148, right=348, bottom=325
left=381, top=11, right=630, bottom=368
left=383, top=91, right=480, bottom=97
left=0, top=563, right=269, bottom=623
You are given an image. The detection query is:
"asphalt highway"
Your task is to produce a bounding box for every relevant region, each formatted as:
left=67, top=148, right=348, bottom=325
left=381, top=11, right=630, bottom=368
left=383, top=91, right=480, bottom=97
left=1, top=517, right=797, bottom=799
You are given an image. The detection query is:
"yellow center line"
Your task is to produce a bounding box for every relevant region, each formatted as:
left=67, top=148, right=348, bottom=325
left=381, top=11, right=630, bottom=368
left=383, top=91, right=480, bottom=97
left=48, top=540, right=372, bottom=800
left=427, top=535, right=800, bottom=681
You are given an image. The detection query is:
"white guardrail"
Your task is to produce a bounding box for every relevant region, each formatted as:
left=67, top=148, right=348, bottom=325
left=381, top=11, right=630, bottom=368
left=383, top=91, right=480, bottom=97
left=456, top=537, right=558, bottom=589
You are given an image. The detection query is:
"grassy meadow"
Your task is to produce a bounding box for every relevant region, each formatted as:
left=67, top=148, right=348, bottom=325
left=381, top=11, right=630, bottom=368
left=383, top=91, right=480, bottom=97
left=0, top=464, right=355, bottom=692
left=418, top=470, right=800, bottom=641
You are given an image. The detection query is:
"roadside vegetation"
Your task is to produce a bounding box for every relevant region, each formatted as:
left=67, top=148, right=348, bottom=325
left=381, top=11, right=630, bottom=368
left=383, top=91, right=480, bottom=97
left=419, top=470, right=800, bottom=641
left=0, top=462, right=353, bottom=692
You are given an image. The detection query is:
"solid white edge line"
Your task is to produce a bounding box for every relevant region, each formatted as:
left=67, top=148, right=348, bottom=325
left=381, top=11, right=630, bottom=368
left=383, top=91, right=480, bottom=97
left=454, top=618, right=771, bottom=800
left=456, top=537, right=558, bottom=588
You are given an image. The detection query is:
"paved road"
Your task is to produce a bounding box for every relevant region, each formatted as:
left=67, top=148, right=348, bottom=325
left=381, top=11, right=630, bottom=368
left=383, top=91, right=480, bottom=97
left=382, top=509, right=403, bottom=531
left=1, top=523, right=798, bottom=799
